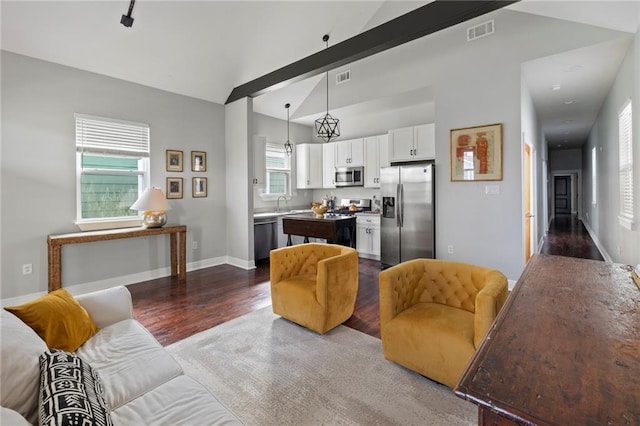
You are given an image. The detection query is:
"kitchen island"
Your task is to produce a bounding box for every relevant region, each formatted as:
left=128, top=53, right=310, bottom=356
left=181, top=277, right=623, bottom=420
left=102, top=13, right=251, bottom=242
left=282, top=214, right=356, bottom=248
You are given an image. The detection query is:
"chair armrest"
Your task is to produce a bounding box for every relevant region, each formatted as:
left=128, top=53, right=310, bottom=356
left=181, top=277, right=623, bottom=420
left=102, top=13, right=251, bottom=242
left=75, top=286, right=134, bottom=329
left=474, top=271, right=508, bottom=348
left=315, top=248, right=358, bottom=307
left=378, top=259, right=425, bottom=326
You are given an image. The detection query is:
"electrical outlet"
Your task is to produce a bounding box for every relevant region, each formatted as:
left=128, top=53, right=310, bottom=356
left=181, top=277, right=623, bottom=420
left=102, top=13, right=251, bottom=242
left=192, top=241, right=198, bottom=250
left=447, top=245, right=454, bottom=254
left=22, top=264, right=33, bottom=275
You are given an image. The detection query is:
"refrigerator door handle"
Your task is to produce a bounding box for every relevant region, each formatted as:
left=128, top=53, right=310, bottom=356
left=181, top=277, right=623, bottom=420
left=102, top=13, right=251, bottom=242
left=397, top=183, right=403, bottom=228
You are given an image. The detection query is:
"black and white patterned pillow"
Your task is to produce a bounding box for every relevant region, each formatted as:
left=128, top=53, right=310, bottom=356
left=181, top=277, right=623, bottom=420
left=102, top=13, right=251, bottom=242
left=39, top=349, right=113, bottom=426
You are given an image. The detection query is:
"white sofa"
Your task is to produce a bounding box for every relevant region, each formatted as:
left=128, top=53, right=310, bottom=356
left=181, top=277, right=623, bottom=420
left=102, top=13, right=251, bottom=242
left=1, top=286, right=242, bottom=425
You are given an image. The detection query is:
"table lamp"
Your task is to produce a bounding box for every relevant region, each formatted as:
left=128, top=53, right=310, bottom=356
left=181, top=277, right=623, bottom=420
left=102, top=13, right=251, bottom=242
left=130, top=187, right=170, bottom=228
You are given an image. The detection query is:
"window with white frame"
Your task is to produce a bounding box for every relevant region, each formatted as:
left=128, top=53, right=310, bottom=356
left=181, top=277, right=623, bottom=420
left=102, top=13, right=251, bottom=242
left=265, top=142, right=291, bottom=195
left=618, top=99, right=633, bottom=228
left=75, top=114, right=150, bottom=225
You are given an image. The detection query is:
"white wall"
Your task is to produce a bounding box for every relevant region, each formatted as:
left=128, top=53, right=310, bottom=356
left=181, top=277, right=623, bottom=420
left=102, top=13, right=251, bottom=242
left=582, top=30, right=639, bottom=265
left=1, top=51, right=227, bottom=299
left=252, top=112, right=314, bottom=210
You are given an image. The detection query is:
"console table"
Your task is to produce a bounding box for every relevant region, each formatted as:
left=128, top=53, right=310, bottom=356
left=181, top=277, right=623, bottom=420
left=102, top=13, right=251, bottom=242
left=455, top=254, right=639, bottom=425
left=47, top=225, right=187, bottom=291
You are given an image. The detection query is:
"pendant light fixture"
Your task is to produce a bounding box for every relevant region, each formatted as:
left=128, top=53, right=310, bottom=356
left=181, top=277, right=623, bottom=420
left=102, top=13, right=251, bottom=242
left=315, top=34, right=340, bottom=143
left=284, top=103, right=293, bottom=156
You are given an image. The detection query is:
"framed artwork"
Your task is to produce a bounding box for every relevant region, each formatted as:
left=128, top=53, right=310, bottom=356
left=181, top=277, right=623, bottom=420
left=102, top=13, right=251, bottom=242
left=166, top=177, right=183, bottom=199
left=191, top=151, right=207, bottom=172
left=166, top=150, right=183, bottom=172
left=450, top=123, right=503, bottom=181
left=192, top=177, right=208, bottom=198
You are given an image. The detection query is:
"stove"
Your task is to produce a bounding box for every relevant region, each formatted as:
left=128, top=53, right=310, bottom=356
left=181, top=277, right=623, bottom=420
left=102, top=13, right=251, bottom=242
left=326, top=198, right=371, bottom=216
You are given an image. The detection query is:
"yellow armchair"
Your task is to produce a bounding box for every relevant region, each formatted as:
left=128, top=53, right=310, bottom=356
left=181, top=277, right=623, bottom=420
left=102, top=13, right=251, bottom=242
left=379, top=258, right=508, bottom=388
left=270, top=243, right=359, bottom=334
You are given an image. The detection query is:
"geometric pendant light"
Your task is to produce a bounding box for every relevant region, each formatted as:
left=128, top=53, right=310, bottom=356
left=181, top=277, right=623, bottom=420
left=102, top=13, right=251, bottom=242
left=314, top=34, right=340, bottom=142
left=284, top=103, right=293, bottom=156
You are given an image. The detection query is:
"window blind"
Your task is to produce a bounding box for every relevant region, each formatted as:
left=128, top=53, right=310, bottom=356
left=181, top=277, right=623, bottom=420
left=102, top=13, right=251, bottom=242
left=618, top=100, right=633, bottom=219
left=75, top=113, right=150, bottom=156
left=266, top=142, right=290, bottom=170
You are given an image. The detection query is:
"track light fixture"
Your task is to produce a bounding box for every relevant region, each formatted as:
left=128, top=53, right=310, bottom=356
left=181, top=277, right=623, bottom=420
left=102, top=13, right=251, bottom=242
left=284, top=103, right=293, bottom=157
left=315, top=34, right=340, bottom=143
left=120, top=0, right=136, bottom=28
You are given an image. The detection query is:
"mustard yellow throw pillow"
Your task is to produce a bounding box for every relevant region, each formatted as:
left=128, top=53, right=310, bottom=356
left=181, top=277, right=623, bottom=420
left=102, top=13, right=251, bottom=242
left=5, top=289, right=98, bottom=352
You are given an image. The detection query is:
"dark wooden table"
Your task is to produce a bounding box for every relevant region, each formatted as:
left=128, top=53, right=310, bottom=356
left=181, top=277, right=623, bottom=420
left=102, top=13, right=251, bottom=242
left=455, top=254, right=640, bottom=426
left=48, top=225, right=187, bottom=291
left=282, top=214, right=356, bottom=248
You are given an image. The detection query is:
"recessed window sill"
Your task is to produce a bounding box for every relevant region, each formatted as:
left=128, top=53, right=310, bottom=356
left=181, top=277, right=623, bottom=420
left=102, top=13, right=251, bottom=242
left=618, top=215, right=635, bottom=231
left=75, top=217, right=142, bottom=232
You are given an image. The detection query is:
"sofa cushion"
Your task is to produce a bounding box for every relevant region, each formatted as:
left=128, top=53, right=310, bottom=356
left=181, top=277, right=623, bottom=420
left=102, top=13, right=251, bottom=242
left=0, top=309, right=48, bottom=425
left=75, top=319, right=183, bottom=410
left=1, top=406, right=31, bottom=425
left=5, top=289, right=98, bottom=352
left=39, top=350, right=112, bottom=426
left=111, top=375, right=242, bottom=425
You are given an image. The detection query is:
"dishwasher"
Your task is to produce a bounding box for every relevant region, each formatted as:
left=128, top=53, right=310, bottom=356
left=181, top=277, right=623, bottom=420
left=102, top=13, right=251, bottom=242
left=254, top=216, right=278, bottom=260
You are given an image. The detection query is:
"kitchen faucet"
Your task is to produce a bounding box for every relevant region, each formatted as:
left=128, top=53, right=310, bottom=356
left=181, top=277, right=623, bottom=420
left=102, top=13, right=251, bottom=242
left=276, top=196, right=287, bottom=213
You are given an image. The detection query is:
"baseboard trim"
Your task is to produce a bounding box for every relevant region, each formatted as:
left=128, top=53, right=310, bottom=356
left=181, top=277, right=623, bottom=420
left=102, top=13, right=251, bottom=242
left=508, top=279, right=517, bottom=292
left=581, top=220, right=613, bottom=263
left=0, top=256, right=248, bottom=307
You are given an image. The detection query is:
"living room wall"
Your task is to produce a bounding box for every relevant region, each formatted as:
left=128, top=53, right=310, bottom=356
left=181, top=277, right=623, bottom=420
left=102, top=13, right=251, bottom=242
left=1, top=51, right=226, bottom=300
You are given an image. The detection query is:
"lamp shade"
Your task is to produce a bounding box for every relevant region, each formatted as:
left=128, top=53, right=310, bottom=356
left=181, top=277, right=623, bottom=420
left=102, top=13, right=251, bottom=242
left=130, top=187, right=170, bottom=212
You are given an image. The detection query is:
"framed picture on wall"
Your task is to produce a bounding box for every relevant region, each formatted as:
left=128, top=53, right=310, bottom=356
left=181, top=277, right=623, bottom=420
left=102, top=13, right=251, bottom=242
left=166, top=150, right=183, bottom=172
left=166, top=177, right=183, bottom=199
left=450, top=123, right=503, bottom=181
left=192, top=177, right=207, bottom=198
left=191, top=151, right=207, bottom=172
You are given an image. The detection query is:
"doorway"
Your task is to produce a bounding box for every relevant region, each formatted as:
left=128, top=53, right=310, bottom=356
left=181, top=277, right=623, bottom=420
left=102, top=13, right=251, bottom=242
left=554, top=176, right=571, bottom=215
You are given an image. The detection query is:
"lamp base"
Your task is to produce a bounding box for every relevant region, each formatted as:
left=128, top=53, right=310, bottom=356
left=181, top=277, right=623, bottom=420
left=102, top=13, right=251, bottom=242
left=141, top=211, right=167, bottom=228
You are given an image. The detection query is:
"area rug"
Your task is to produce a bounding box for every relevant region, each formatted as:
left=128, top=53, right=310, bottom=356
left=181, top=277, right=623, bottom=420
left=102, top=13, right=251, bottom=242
left=166, top=306, right=476, bottom=425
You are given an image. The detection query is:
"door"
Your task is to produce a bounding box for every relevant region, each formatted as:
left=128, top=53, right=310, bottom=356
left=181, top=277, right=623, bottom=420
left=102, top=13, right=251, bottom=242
left=380, top=166, right=400, bottom=266
left=554, top=176, right=571, bottom=214
left=524, top=143, right=533, bottom=263
left=400, top=164, right=435, bottom=261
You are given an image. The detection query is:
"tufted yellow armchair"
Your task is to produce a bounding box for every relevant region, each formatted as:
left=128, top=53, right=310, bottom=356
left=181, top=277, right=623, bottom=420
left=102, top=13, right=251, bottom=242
left=270, top=243, right=359, bottom=334
left=379, top=258, right=508, bottom=388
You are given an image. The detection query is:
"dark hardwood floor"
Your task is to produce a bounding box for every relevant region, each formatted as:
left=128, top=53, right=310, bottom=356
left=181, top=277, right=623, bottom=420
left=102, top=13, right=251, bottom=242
left=129, top=215, right=602, bottom=346
left=128, top=258, right=383, bottom=346
left=540, top=214, right=604, bottom=261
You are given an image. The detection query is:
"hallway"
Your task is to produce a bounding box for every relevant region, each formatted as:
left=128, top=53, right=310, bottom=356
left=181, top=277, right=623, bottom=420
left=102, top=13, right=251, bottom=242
left=540, top=214, right=604, bottom=261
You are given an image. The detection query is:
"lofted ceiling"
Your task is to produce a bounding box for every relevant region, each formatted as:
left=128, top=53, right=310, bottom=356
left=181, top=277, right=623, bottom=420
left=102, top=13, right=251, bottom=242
left=2, top=1, right=639, bottom=151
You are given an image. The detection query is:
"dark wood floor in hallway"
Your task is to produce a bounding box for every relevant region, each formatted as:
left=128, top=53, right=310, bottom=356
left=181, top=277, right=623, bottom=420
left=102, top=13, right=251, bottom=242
left=540, top=214, right=604, bottom=261
left=129, top=216, right=603, bottom=346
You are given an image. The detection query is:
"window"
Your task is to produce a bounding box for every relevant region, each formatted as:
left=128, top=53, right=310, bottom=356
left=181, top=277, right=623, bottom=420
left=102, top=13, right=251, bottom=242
left=618, top=99, right=634, bottom=229
left=75, top=114, right=150, bottom=229
left=265, top=142, right=290, bottom=195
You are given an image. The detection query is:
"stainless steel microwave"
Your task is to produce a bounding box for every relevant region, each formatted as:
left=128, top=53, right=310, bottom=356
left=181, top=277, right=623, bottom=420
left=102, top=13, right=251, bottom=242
left=335, top=166, right=364, bottom=187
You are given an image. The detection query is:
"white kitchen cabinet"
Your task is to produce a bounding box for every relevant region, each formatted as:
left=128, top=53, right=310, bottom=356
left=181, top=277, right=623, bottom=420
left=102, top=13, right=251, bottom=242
left=335, top=138, right=364, bottom=167
left=252, top=135, right=266, bottom=185
left=364, top=134, right=388, bottom=188
left=322, top=142, right=336, bottom=188
left=356, top=215, right=380, bottom=260
left=388, top=123, right=435, bottom=162
left=296, top=143, right=323, bottom=189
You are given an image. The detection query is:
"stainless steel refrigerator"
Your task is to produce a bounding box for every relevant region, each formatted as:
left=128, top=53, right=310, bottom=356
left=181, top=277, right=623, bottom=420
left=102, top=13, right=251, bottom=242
left=380, top=163, right=435, bottom=267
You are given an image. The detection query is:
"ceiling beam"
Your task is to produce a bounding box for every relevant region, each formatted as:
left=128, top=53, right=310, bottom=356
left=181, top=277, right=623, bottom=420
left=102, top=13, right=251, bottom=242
left=225, top=0, right=518, bottom=104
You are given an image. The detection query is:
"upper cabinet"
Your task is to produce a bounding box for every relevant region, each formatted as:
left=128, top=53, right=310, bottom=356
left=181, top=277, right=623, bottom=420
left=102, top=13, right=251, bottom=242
left=388, top=123, right=435, bottom=162
left=252, top=135, right=266, bottom=185
left=335, top=138, right=364, bottom=167
left=296, top=143, right=323, bottom=189
left=322, top=142, right=336, bottom=188
left=364, top=134, right=389, bottom=188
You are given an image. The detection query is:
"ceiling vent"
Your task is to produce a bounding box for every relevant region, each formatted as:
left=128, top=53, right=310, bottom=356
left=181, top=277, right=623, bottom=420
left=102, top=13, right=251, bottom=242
left=467, top=20, right=494, bottom=42
left=336, top=70, right=351, bottom=85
